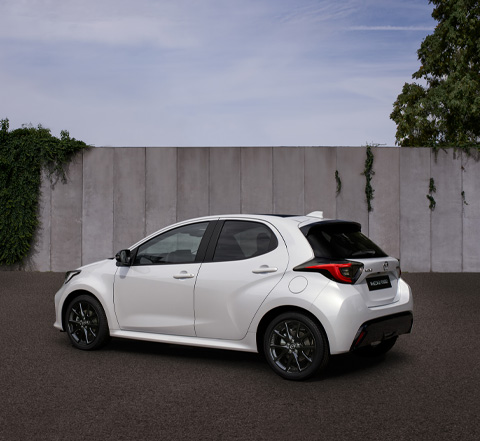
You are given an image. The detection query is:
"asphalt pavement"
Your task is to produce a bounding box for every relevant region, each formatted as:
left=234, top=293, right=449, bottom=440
left=0, top=271, right=479, bottom=440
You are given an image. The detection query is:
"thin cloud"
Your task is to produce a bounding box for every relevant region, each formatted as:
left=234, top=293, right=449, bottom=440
left=0, top=3, right=200, bottom=49
left=275, top=1, right=360, bottom=25
left=348, top=25, right=434, bottom=31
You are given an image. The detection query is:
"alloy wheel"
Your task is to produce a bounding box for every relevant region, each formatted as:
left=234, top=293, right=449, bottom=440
left=67, top=300, right=100, bottom=346
left=268, top=319, right=317, bottom=374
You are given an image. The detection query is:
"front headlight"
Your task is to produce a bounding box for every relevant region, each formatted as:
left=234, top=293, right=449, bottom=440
left=64, top=270, right=81, bottom=284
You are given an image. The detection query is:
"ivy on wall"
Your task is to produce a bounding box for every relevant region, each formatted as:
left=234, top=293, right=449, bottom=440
left=335, top=170, right=342, bottom=196
left=427, top=177, right=437, bottom=211
left=362, top=145, right=375, bottom=212
left=334, top=145, right=468, bottom=214
left=0, top=119, right=89, bottom=266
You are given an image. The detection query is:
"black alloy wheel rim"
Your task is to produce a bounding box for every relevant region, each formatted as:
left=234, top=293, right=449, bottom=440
left=67, top=301, right=100, bottom=346
left=268, top=320, right=317, bottom=373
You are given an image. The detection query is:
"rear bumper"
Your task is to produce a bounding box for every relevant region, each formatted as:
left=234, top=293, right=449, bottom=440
left=350, top=311, right=413, bottom=350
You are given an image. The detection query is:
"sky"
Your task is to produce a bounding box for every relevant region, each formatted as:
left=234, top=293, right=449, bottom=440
left=0, top=0, right=436, bottom=147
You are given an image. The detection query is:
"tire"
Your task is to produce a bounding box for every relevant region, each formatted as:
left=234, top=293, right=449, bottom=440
left=263, top=312, right=329, bottom=381
left=65, top=294, right=110, bottom=350
left=354, top=336, right=397, bottom=357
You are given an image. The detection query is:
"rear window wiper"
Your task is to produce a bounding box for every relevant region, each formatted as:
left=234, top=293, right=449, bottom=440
left=351, top=249, right=376, bottom=257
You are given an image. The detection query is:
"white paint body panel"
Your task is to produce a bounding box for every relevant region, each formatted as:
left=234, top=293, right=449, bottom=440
left=194, top=217, right=289, bottom=340
left=54, top=259, right=120, bottom=332
left=113, top=263, right=201, bottom=336
left=194, top=256, right=288, bottom=340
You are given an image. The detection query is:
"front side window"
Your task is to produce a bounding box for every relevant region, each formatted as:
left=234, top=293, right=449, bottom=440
left=213, top=221, right=278, bottom=262
left=303, top=222, right=387, bottom=259
left=134, top=222, right=209, bottom=265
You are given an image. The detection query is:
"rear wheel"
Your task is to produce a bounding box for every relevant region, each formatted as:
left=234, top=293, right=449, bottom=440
left=354, top=336, right=397, bottom=357
left=263, top=312, right=329, bottom=381
left=65, top=295, right=110, bottom=350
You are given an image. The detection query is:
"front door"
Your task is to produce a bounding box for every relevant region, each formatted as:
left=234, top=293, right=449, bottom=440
left=114, top=221, right=210, bottom=336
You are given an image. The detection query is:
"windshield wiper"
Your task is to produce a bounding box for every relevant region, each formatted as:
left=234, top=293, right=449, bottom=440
left=351, top=249, right=376, bottom=257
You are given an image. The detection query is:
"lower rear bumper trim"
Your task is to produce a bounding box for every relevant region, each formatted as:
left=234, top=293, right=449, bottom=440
left=350, top=311, right=413, bottom=351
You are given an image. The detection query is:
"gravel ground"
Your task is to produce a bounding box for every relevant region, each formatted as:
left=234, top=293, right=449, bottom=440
left=0, top=271, right=479, bottom=440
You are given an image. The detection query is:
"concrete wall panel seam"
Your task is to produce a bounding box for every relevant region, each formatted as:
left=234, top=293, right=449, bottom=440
left=303, top=147, right=306, bottom=214
left=271, top=147, right=274, bottom=212
left=429, top=151, right=435, bottom=270
left=460, top=150, right=464, bottom=272
left=176, top=147, right=179, bottom=223
left=143, top=147, right=147, bottom=238
left=48, top=169, right=52, bottom=271
left=80, top=150, right=84, bottom=269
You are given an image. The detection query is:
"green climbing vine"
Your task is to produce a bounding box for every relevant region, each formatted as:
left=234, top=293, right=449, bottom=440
left=427, top=177, right=436, bottom=211
left=0, top=118, right=89, bottom=266
left=330, top=146, right=477, bottom=217
left=335, top=170, right=342, bottom=196
left=362, top=145, right=375, bottom=212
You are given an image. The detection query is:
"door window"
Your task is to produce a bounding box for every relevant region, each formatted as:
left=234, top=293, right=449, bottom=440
left=212, top=221, right=278, bottom=262
left=134, top=222, right=209, bottom=265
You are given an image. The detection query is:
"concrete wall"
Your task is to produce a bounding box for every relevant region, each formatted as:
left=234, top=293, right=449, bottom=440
left=11, top=146, right=478, bottom=272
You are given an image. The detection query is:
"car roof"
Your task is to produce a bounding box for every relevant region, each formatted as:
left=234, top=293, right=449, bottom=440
left=162, top=212, right=338, bottom=230
left=198, top=212, right=333, bottom=228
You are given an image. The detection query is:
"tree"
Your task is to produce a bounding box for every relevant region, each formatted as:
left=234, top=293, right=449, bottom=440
left=390, top=0, right=480, bottom=148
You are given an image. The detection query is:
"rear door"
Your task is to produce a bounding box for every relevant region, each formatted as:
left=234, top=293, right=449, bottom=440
left=193, top=219, right=288, bottom=340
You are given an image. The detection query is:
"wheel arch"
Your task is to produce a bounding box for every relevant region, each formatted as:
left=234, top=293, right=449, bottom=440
left=255, top=306, right=330, bottom=356
left=61, top=290, right=106, bottom=330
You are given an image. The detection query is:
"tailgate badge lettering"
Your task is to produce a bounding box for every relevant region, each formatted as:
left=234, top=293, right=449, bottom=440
left=383, top=261, right=389, bottom=271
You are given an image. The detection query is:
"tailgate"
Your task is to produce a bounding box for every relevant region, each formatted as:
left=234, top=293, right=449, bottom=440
left=353, top=257, right=400, bottom=307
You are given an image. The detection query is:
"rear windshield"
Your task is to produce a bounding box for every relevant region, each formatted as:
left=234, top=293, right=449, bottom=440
left=301, top=222, right=387, bottom=259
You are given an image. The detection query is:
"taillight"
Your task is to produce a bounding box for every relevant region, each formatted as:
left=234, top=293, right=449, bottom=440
left=294, top=260, right=363, bottom=284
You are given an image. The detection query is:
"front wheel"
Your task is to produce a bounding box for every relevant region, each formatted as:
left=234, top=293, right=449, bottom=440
left=263, top=312, right=329, bottom=381
left=65, top=295, right=110, bottom=350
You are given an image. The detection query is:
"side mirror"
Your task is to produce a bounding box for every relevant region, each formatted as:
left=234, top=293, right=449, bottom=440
left=115, top=249, right=132, bottom=267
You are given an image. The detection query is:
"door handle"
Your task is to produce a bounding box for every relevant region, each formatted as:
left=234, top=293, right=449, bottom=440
left=252, top=266, right=278, bottom=274
left=173, top=272, right=195, bottom=279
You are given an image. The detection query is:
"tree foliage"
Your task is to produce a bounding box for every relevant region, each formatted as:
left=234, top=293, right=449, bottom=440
left=390, top=0, right=480, bottom=148
left=0, top=119, right=89, bottom=266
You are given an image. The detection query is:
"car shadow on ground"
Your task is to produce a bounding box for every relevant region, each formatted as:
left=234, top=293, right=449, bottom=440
left=104, top=336, right=264, bottom=364
left=324, top=350, right=409, bottom=379
left=91, top=336, right=408, bottom=382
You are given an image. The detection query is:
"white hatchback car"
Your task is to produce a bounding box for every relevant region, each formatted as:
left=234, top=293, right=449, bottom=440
left=54, top=212, right=413, bottom=380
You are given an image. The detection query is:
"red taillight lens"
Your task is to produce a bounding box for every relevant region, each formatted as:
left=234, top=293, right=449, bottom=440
left=303, top=262, right=363, bottom=284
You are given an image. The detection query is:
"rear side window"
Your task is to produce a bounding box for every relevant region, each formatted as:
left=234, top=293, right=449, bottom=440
left=213, top=221, right=278, bottom=262
left=302, top=222, right=387, bottom=259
